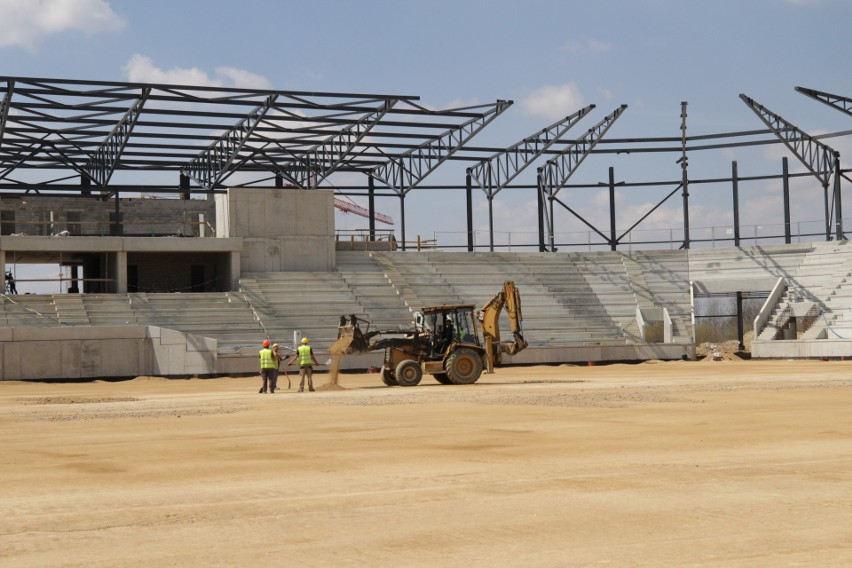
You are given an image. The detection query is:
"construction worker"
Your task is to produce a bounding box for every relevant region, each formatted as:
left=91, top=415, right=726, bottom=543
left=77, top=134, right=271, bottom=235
left=288, top=337, right=319, bottom=392
left=5, top=271, right=17, bottom=294
left=258, top=339, right=276, bottom=393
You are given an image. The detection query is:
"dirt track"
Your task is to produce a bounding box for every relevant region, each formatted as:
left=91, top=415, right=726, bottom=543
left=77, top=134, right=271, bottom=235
left=3, top=360, right=852, bottom=567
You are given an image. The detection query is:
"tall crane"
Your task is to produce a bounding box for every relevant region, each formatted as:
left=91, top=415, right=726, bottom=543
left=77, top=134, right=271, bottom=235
left=334, top=197, right=394, bottom=225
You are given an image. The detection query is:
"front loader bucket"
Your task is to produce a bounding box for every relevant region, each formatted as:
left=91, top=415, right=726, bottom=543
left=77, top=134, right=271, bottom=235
left=330, top=319, right=371, bottom=355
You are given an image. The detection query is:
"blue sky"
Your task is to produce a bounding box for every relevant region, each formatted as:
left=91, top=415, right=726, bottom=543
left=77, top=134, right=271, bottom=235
left=2, top=0, right=852, bottom=259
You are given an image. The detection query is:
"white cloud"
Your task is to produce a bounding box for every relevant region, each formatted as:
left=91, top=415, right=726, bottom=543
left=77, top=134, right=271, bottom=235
left=215, top=67, right=274, bottom=90
left=443, top=97, right=481, bottom=110
left=598, top=87, right=615, bottom=101
left=0, top=0, right=123, bottom=50
left=122, top=54, right=272, bottom=90
left=520, top=83, right=585, bottom=120
left=563, top=38, right=613, bottom=54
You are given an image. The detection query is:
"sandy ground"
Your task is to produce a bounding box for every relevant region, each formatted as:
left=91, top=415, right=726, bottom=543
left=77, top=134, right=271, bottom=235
left=3, top=360, right=852, bottom=567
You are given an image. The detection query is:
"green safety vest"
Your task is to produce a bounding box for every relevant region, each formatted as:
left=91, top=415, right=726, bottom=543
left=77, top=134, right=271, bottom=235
left=297, top=344, right=313, bottom=366
left=259, top=347, right=275, bottom=369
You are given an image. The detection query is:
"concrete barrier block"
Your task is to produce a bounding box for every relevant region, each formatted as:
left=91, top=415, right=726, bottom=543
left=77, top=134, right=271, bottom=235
left=159, top=328, right=185, bottom=346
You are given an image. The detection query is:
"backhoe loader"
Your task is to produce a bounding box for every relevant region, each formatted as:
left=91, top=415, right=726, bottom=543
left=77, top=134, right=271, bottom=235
left=331, top=281, right=527, bottom=386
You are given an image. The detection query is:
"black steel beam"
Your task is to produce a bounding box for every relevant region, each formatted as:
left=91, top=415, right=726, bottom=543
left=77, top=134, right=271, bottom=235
left=83, top=88, right=150, bottom=188
left=796, top=86, right=852, bottom=118
left=740, top=94, right=838, bottom=188
left=467, top=104, right=594, bottom=199
left=181, top=95, right=278, bottom=188
left=538, top=105, right=627, bottom=250
left=371, top=100, right=512, bottom=195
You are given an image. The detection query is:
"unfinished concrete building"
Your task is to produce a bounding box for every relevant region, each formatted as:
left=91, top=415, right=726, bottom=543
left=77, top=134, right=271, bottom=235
left=1, top=77, right=851, bottom=379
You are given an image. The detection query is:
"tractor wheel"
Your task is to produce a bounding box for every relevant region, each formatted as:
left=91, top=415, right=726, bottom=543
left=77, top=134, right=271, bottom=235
left=432, top=372, right=452, bottom=385
left=381, top=366, right=398, bottom=386
left=395, top=360, right=423, bottom=387
left=445, top=348, right=483, bottom=384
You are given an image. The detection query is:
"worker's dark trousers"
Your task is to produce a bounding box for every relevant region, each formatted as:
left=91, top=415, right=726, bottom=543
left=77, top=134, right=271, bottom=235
left=260, top=368, right=275, bottom=393
left=299, top=366, right=314, bottom=391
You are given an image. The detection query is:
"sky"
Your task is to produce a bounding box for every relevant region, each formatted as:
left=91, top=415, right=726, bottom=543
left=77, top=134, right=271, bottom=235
left=2, top=0, right=852, bottom=287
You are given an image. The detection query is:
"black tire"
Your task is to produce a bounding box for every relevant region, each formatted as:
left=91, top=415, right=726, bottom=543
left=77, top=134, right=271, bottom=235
left=395, top=360, right=423, bottom=387
left=381, top=366, right=398, bottom=386
left=433, top=372, right=452, bottom=385
left=445, top=348, right=483, bottom=384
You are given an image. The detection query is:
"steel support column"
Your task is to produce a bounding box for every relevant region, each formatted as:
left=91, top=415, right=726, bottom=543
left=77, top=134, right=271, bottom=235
left=368, top=174, right=376, bottom=241
left=608, top=167, right=617, bottom=251
left=736, top=292, right=744, bottom=351
left=680, top=101, right=690, bottom=249
left=536, top=171, right=545, bottom=252
left=466, top=172, right=474, bottom=252
left=488, top=196, right=495, bottom=252
left=732, top=161, right=740, bottom=247
left=399, top=192, right=406, bottom=251
left=834, top=159, right=844, bottom=240
left=782, top=157, right=791, bottom=244
left=180, top=173, right=190, bottom=201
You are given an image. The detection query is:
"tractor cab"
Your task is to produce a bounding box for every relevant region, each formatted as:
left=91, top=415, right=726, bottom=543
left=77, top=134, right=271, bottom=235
left=416, top=304, right=481, bottom=357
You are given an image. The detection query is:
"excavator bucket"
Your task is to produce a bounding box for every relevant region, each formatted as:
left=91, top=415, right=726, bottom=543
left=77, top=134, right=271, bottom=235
left=330, top=315, right=372, bottom=355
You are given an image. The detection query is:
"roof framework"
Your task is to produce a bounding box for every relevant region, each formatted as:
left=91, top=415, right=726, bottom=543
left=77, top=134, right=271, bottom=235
left=1, top=76, right=850, bottom=250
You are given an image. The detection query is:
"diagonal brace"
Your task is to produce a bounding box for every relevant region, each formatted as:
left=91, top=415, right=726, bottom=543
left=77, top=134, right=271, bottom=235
left=539, top=105, right=627, bottom=198
left=182, top=94, right=279, bottom=189
left=468, top=104, right=595, bottom=199
left=0, top=80, right=13, bottom=146
left=83, top=87, right=150, bottom=188
left=796, top=86, right=852, bottom=119
left=538, top=105, right=627, bottom=251
left=372, top=100, right=512, bottom=195
left=740, top=94, right=838, bottom=187
left=277, top=99, right=397, bottom=188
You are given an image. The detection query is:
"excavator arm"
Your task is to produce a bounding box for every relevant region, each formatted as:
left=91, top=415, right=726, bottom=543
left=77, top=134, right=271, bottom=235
left=479, top=280, right=527, bottom=373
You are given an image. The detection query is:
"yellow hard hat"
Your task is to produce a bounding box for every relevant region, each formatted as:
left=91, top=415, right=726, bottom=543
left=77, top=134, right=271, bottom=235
left=301, top=337, right=309, bottom=344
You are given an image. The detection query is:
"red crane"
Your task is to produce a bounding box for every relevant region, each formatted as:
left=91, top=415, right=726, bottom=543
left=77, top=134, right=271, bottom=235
left=334, top=198, right=394, bottom=226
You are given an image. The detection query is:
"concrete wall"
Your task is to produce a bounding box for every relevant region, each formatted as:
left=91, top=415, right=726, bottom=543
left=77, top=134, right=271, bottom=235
left=752, top=339, right=852, bottom=359
left=0, top=325, right=217, bottom=380
left=216, top=188, right=335, bottom=271
left=0, top=195, right=215, bottom=237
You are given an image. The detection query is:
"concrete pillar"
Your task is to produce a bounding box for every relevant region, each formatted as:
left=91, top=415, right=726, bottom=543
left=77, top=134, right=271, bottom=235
left=115, top=251, right=127, bottom=293
left=229, top=251, right=241, bottom=291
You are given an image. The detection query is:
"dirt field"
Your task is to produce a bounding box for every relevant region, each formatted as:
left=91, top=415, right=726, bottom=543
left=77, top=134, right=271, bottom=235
left=3, top=359, right=852, bottom=567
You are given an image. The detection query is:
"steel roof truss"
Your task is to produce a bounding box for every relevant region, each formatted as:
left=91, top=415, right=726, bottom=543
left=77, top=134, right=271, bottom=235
left=1, top=80, right=15, bottom=145
left=370, top=100, right=512, bottom=195
left=83, top=88, right=151, bottom=188
left=181, top=94, right=279, bottom=189
left=469, top=104, right=595, bottom=199
left=796, top=86, right=852, bottom=118
left=539, top=105, right=627, bottom=198
left=276, top=99, right=397, bottom=188
left=740, top=94, right=838, bottom=187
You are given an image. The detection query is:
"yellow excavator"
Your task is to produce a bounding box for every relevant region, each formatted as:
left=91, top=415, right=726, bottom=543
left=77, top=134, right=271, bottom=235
left=332, top=281, right=527, bottom=386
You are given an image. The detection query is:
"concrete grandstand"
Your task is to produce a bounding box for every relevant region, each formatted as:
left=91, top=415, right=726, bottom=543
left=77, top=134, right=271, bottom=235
left=2, top=77, right=852, bottom=380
